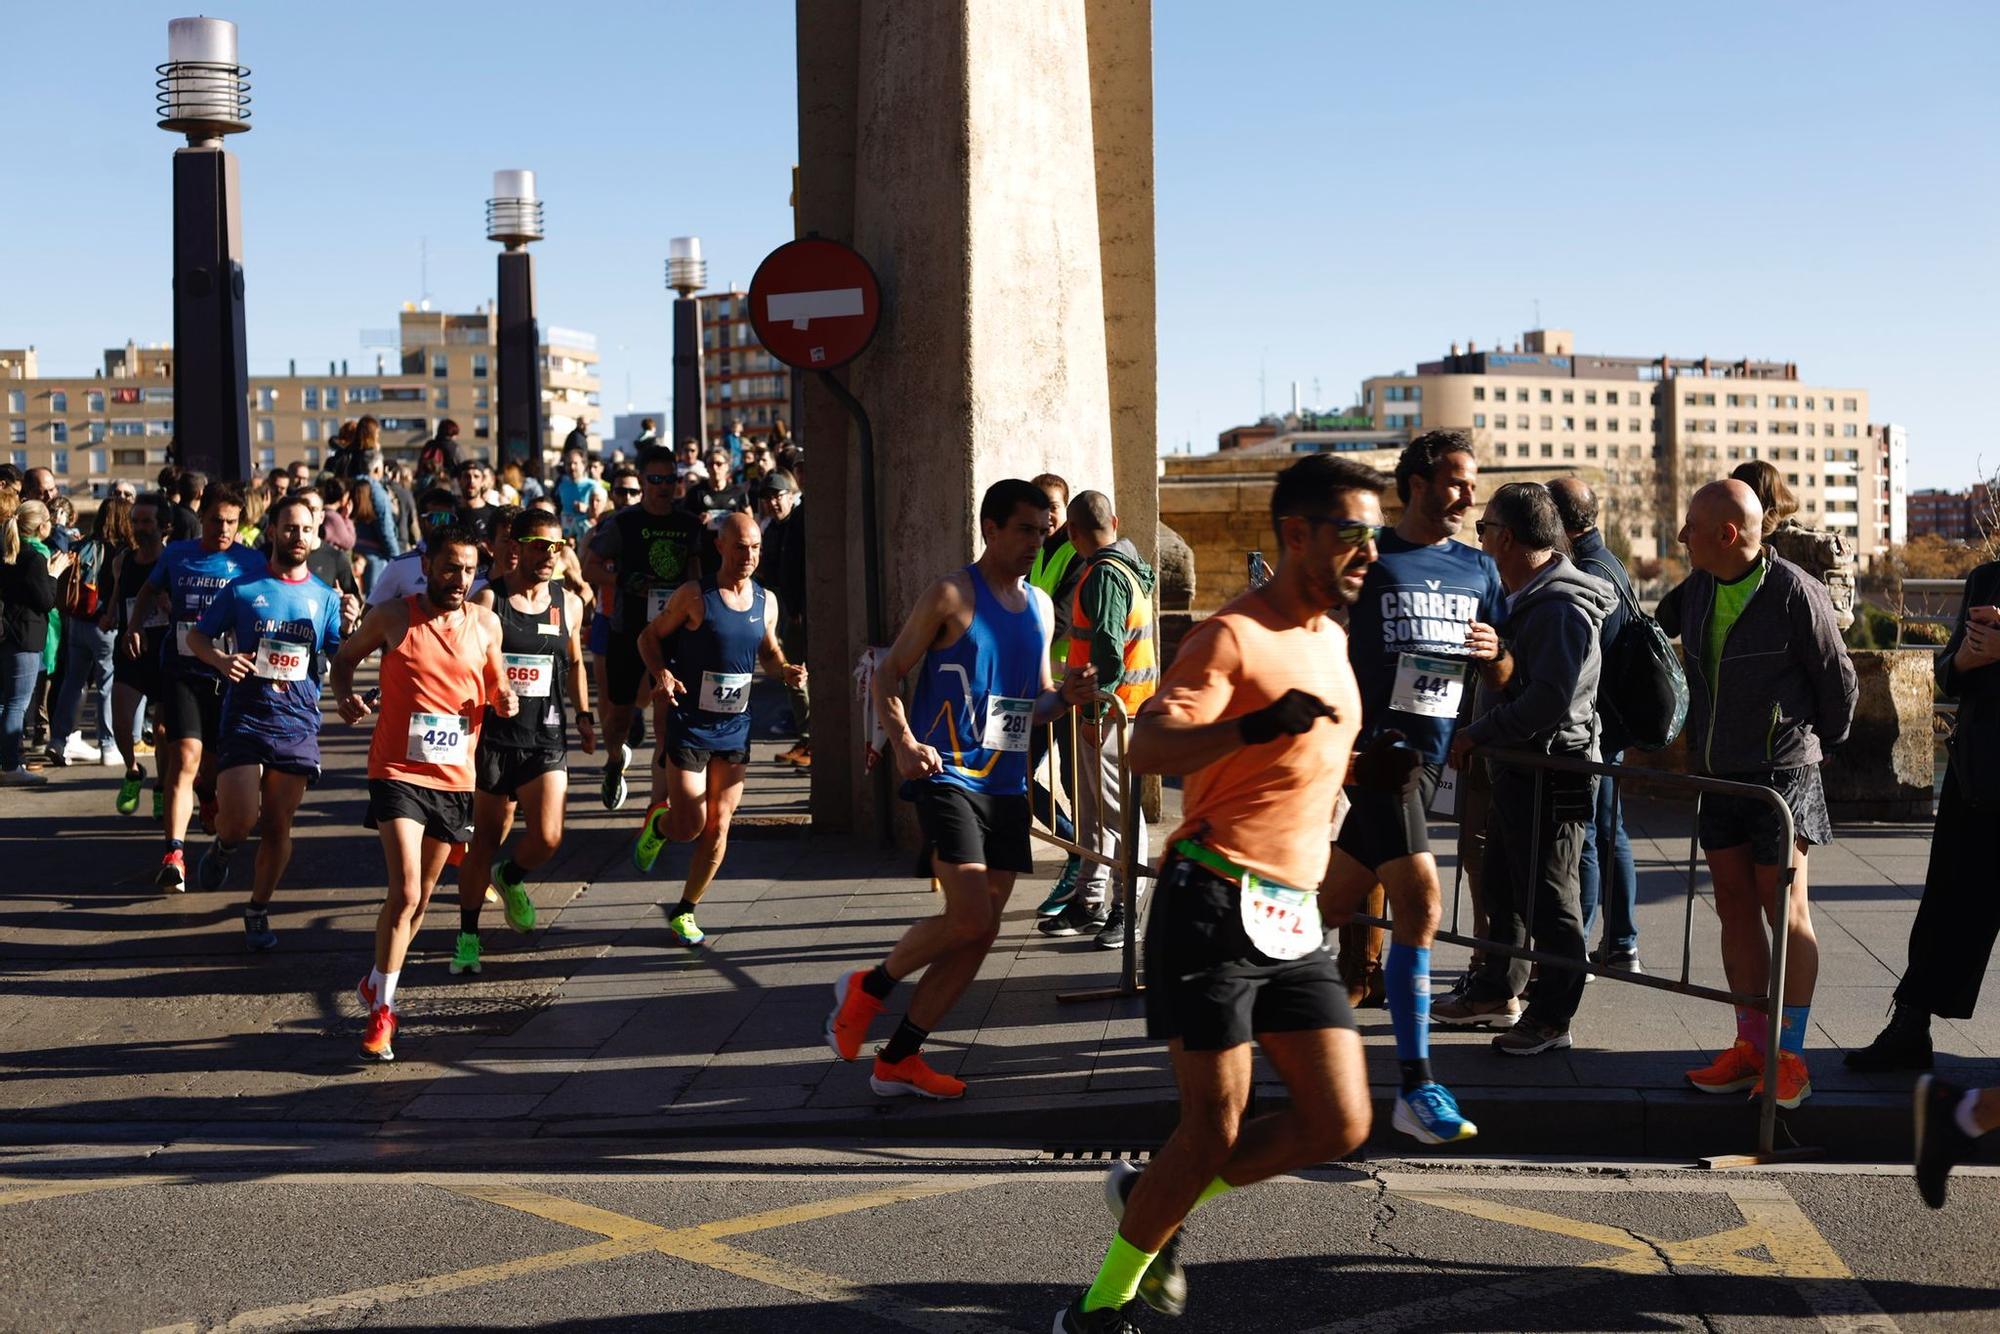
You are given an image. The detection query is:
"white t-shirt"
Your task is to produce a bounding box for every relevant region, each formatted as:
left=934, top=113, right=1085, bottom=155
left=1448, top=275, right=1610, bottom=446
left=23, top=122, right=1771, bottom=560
left=366, top=546, right=487, bottom=607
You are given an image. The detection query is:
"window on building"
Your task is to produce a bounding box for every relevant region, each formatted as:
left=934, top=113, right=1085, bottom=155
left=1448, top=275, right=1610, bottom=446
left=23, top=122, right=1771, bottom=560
left=5, top=391, right=22, bottom=413
left=112, top=447, right=145, bottom=466
left=50, top=390, right=68, bottom=413
left=474, top=415, right=490, bottom=439
left=86, top=390, right=103, bottom=413
left=256, top=418, right=273, bottom=442
left=1562, top=390, right=1574, bottom=404
left=305, top=446, right=320, bottom=465
left=257, top=447, right=275, bottom=470
left=326, top=386, right=340, bottom=409
left=1585, top=390, right=1598, bottom=405
left=1473, top=414, right=1486, bottom=428
left=434, top=354, right=450, bottom=378
left=1539, top=415, right=1553, bottom=430
left=1843, top=397, right=1858, bottom=412
left=1586, top=444, right=1599, bottom=459
left=1562, top=444, right=1576, bottom=459
left=1607, top=418, right=1620, bottom=432
left=52, top=449, right=68, bottom=474
left=90, top=450, right=107, bottom=474
left=51, top=422, right=67, bottom=445
left=1540, top=388, right=1553, bottom=403
left=303, top=419, right=320, bottom=442
left=1584, top=418, right=1597, bottom=432
left=1516, top=389, right=1529, bottom=402
left=1562, top=416, right=1575, bottom=430
left=1806, top=448, right=1816, bottom=461
left=1540, top=443, right=1554, bottom=458
left=1842, top=423, right=1858, bottom=437
left=1473, top=386, right=1486, bottom=402
left=1804, top=397, right=1816, bottom=410
left=473, top=387, right=490, bottom=409
left=304, top=387, right=319, bottom=411
left=472, top=355, right=489, bottom=379
left=7, top=421, right=22, bottom=444
left=9, top=449, right=26, bottom=469
left=258, top=387, right=276, bottom=411
left=1516, top=415, right=1529, bottom=429
left=435, top=389, right=449, bottom=410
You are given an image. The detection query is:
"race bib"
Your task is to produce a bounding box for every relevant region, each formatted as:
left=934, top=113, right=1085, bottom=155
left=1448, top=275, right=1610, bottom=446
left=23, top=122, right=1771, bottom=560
left=174, top=621, right=196, bottom=656
left=647, top=586, right=673, bottom=623
left=504, top=653, right=554, bottom=698
left=1390, top=652, right=1468, bottom=719
left=1429, top=761, right=1461, bottom=818
left=127, top=597, right=169, bottom=630
left=1239, top=880, right=1324, bottom=961
left=405, top=711, right=469, bottom=765
left=701, top=670, right=752, bottom=714
left=253, top=639, right=310, bottom=682
left=981, top=696, right=1034, bottom=753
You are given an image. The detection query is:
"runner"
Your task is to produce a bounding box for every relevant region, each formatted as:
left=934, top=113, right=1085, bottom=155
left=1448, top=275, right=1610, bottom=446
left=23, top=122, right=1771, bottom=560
left=127, top=483, right=268, bottom=891
left=452, top=508, right=595, bottom=976
left=366, top=487, right=471, bottom=607
left=582, top=444, right=703, bottom=811
left=329, top=527, right=517, bottom=1062
left=184, top=495, right=343, bottom=950
left=826, top=479, right=1095, bottom=1100
left=1914, top=1075, right=1998, bottom=1208
left=630, top=512, right=805, bottom=946
left=1327, top=430, right=1508, bottom=1145
left=1054, top=454, right=1398, bottom=1331
left=105, top=493, right=170, bottom=818
left=586, top=466, right=644, bottom=762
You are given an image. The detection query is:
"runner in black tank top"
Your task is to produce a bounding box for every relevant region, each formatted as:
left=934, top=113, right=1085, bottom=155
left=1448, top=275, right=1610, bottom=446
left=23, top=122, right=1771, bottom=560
left=454, top=509, right=596, bottom=976
left=109, top=497, right=171, bottom=817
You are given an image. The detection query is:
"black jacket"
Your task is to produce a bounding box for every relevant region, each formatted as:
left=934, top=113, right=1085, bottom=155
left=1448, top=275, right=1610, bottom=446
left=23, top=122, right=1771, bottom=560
left=0, top=546, right=59, bottom=655
left=1939, top=560, right=2000, bottom=808
left=1461, top=554, right=1617, bottom=759
left=757, top=506, right=807, bottom=616
left=1567, top=527, right=1635, bottom=752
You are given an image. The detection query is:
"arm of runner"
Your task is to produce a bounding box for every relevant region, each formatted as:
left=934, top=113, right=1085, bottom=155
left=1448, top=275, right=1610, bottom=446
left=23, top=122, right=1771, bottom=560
left=581, top=521, right=618, bottom=589
left=330, top=598, right=406, bottom=723
left=873, top=575, right=960, bottom=781
left=188, top=584, right=253, bottom=682
left=758, top=589, right=807, bottom=688
left=479, top=606, right=520, bottom=718
left=636, top=581, right=698, bottom=702
left=127, top=577, right=167, bottom=662
left=1127, top=618, right=1334, bottom=775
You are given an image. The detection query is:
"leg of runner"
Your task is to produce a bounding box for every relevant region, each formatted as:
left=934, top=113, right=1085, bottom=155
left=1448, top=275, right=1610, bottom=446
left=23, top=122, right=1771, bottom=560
left=200, top=763, right=262, bottom=893
left=240, top=770, right=306, bottom=950
left=863, top=861, right=1011, bottom=1101
left=360, top=819, right=454, bottom=1062
left=644, top=755, right=717, bottom=945
left=492, top=768, right=564, bottom=934
left=454, top=792, right=516, bottom=976
left=669, top=758, right=744, bottom=944
left=111, top=682, right=147, bottom=815
left=158, top=736, right=202, bottom=890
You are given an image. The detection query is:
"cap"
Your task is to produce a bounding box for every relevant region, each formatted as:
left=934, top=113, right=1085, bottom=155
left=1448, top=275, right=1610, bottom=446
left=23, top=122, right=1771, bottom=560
left=760, top=471, right=799, bottom=496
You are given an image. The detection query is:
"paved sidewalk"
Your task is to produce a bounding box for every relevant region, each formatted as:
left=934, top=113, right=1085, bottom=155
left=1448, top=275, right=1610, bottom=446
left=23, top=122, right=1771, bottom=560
left=1, top=700, right=1992, bottom=1162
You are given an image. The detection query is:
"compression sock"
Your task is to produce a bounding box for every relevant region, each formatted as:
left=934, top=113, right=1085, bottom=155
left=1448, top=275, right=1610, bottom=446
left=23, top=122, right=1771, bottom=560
left=1082, top=1234, right=1157, bottom=1313
left=1735, top=1006, right=1765, bottom=1051
left=1193, top=1176, right=1233, bottom=1210
left=1387, top=942, right=1433, bottom=1091
left=460, top=902, right=480, bottom=934
left=1778, top=1005, right=1810, bottom=1056
left=168, top=838, right=184, bottom=853
left=880, top=1018, right=929, bottom=1065
left=669, top=899, right=695, bottom=919
left=496, top=857, right=524, bottom=882
left=860, top=963, right=899, bottom=1001
left=375, top=969, right=401, bottom=1012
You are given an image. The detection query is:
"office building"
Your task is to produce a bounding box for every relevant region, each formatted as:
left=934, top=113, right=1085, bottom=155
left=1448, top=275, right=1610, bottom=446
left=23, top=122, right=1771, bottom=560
left=698, top=290, right=793, bottom=438
left=1907, top=482, right=1996, bottom=543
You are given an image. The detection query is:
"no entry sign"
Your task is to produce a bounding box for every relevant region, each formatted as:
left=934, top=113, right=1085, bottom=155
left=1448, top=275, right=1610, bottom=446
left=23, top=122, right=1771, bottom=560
left=748, top=238, right=882, bottom=371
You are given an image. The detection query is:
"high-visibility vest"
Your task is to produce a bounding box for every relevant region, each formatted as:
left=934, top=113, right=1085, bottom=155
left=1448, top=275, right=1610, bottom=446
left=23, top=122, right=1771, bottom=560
left=1030, top=539, right=1077, bottom=668
left=1065, top=555, right=1157, bottom=717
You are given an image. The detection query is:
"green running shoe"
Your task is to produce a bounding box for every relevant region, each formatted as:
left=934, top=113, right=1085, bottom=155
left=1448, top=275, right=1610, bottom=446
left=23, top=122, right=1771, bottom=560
left=1035, top=857, right=1083, bottom=917
left=448, top=930, right=483, bottom=976
left=665, top=910, right=705, bottom=947
left=631, top=801, right=672, bottom=873
left=494, top=862, right=536, bottom=933
left=116, top=771, right=143, bottom=816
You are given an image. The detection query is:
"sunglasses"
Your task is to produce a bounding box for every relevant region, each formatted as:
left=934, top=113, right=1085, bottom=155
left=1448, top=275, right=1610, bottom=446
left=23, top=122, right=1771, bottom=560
left=1474, top=519, right=1502, bottom=538
left=1287, top=514, right=1382, bottom=547
left=517, top=534, right=564, bottom=550
left=643, top=473, right=674, bottom=486
left=613, top=486, right=642, bottom=498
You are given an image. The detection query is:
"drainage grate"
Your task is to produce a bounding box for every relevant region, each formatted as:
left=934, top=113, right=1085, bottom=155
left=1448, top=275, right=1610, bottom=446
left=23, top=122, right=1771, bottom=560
left=1042, top=1145, right=1155, bottom=1162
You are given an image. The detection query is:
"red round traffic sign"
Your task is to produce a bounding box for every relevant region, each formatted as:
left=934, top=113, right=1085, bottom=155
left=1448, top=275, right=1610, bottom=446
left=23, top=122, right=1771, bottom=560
left=747, top=238, right=883, bottom=372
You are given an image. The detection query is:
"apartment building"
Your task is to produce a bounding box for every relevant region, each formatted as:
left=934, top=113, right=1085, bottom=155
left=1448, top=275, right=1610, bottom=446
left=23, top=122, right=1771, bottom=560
left=698, top=290, right=793, bottom=436
left=1359, top=329, right=1905, bottom=565
left=0, top=305, right=599, bottom=493
left=1908, top=482, right=1996, bottom=543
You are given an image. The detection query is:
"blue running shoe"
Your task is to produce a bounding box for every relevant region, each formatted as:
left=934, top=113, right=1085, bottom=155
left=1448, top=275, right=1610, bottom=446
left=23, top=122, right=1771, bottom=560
left=1393, top=1081, right=1478, bottom=1145
left=242, top=906, right=277, bottom=952
left=196, top=841, right=233, bottom=892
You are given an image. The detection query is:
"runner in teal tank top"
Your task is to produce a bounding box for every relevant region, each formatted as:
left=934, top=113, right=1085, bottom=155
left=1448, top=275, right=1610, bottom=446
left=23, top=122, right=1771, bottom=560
left=825, top=479, right=1100, bottom=1102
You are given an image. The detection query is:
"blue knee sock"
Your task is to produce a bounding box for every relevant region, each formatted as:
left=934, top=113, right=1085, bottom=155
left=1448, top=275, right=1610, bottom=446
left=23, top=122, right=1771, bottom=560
left=1387, top=942, right=1433, bottom=1091
left=1779, top=1005, right=1810, bottom=1056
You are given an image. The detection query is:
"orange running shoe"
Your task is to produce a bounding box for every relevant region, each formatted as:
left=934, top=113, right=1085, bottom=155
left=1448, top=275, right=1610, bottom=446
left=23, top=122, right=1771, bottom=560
left=824, top=969, right=885, bottom=1061
left=869, top=1051, right=966, bottom=1100
left=1749, top=1050, right=1813, bottom=1109
left=356, top=972, right=380, bottom=1012
left=1686, top=1038, right=1763, bottom=1094
left=360, top=1005, right=398, bottom=1062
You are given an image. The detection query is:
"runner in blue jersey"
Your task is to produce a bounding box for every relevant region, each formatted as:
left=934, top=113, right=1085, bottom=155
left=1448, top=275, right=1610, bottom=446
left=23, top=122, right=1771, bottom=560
left=126, top=483, right=268, bottom=892
left=629, top=513, right=805, bottom=946
left=184, top=495, right=342, bottom=948
left=824, top=480, right=1097, bottom=1101
left=1321, top=431, right=1512, bottom=1148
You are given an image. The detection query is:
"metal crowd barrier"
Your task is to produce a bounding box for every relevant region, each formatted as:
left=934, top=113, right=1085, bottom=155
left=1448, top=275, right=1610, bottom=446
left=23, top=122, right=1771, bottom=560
left=1347, top=746, right=1803, bottom=1163
left=1026, top=693, right=1163, bottom=1004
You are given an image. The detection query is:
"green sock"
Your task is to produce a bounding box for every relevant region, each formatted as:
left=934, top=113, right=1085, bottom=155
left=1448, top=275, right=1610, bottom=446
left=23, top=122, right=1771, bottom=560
left=1194, top=1175, right=1233, bottom=1210
left=1082, top=1233, right=1156, bottom=1313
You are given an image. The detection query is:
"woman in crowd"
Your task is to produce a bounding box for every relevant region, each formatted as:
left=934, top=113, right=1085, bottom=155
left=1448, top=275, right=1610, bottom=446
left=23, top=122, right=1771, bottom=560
left=348, top=451, right=403, bottom=590
left=1, top=497, right=74, bottom=785
left=50, top=495, right=133, bottom=765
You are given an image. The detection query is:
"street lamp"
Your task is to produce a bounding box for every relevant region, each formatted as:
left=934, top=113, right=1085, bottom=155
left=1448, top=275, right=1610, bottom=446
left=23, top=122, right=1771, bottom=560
left=666, top=236, right=707, bottom=452
left=488, top=170, right=544, bottom=479
left=157, top=16, right=252, bottom=482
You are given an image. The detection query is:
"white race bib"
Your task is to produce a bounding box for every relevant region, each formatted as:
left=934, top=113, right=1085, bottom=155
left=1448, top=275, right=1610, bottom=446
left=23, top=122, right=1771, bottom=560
left=405, top=711, right=469, bottom=765
left=127, top=597, right=169, bottom=630
left=1390, top=652, right=1468, bottom=719
left=1239, top=880, right=1324, bottom=961
left=174, top=621, right=196, bottom=655
left=981, top=696, right=1034, bottom=753
left=647, top=586, right=673, bottom=623
left=1429, top=761, right=1461, bottom=818
left=252, top=639, right=310, bottom=682
left=701, top=670, right=752, bottom=714
left=504, top=653, right=554, bottom=698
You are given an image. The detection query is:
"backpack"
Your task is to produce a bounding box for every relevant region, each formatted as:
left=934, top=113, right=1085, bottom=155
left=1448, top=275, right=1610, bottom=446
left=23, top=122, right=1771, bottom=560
left=1580, top=555, right=1687, bottom=753
left=60, top=539, right=103, bottom=619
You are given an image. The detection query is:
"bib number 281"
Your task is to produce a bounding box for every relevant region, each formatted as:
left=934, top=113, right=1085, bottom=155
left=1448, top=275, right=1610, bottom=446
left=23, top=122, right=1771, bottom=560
left=982, top=697, right=1033, bottom=753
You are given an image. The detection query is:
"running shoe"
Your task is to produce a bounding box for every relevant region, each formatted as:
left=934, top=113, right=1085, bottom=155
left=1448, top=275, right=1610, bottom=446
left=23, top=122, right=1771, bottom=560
left=869, top=1051, right=966, bottom=1100
left=1432, top=993, right=1522, bottom=1028
left=1686, top=1038, right=1763, bottom=1094
left=356, top=972, right=381, bottom=1012
left=155, top=848, right=187, bottom=893
left=0, top=767, right=47, bottom=786
left=1036, top=858, right=1083, bottom=916
left=61, top=734, right=103, bottom=765
left=1492, top=1020, right=1572, bottom=1055
left=631, top=800, right=672, bottom=873
left=359, top=1005, right=398, bottom=1062
left=1748, top=1050, right=1813, bottom=1109
left=664, top=909, right=705, bottom=947
left=116, top=771, right=143, bottom=815
left=777, top=743, right=811, bottom=767
left=196, top=841, right=233, bottom=892
left=449, top=931, right=483, bottom=976
left=824, top=970, right=885, bottom=1061
left=1394, top=1082, right=1479, bottom=1145
left=243, top=906, right=277, bottom=952
left=492, top=865, right=536, bottom=933
left=1914, top=1073, right=1976, bottom=1209
left=1054, top=1298, right=1142, bottom=1333
left=1095, top=904, right=1130, bottom=951
left=1104, top=1159, right=1189, bottom=1317
left=601, top=744, right=630, bottom=811
left=1038, top=898, right=1109, bottom=938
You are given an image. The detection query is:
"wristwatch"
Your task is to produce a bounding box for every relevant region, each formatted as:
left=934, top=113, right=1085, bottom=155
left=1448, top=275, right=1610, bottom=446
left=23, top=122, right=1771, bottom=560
left=576, top=710, right=595, bottom=723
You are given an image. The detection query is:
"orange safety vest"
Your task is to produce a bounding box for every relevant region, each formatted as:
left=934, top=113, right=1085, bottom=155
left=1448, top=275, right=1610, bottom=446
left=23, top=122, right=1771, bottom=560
left=1065, top=555, right=1157, bottom=717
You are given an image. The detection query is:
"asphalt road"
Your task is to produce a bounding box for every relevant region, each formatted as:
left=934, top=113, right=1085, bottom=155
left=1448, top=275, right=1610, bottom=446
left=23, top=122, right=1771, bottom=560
left=2, top=1147, right=1996, bottom=1332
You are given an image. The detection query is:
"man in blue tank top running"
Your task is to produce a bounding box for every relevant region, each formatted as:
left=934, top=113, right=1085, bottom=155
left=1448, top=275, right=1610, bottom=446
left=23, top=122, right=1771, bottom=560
left=826, top=479, right=1100, bottom=1100
left=630, top=513, right=806, bottom=946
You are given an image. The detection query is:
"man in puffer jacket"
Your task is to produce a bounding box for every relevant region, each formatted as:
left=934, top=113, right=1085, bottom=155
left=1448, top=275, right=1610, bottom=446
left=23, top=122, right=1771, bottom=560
left=1436, top=483, right=1616, bottom=1055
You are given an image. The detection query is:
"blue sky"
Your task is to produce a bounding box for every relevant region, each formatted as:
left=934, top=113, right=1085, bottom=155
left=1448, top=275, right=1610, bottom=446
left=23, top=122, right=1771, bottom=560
left=4, top=2, right=1994, bottom=487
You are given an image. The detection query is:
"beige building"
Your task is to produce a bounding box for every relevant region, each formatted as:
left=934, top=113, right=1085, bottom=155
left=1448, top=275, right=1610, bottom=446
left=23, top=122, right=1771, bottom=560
left=1359, top=329, right=1902, bottom=565
left=1, top=305, right=599, bottom=493
left=698, top=290, right=794, bottom=437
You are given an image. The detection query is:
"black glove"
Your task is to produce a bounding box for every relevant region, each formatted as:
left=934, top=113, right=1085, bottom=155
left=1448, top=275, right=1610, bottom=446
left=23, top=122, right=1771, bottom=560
left=1351, top=729, right=1422, bottom=795
left=1237, top=689, right=1338, bottom=746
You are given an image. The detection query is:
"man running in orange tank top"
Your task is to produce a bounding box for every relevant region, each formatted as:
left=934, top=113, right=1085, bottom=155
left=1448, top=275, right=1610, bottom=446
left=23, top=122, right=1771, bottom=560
left=330, top=525, right=517, bottom=1062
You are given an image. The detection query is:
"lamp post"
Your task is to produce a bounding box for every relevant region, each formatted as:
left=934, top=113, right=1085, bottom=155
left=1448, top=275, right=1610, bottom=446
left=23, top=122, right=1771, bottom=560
left=666, top=236, right=707, bottom=453
left=488, top=169, right=544, bottom=480
left=157, top=16, right=252, bottom=483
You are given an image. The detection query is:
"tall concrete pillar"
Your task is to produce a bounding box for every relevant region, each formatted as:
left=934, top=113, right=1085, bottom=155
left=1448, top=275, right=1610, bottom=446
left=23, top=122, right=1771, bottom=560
left=794, top=0, right=1155, bottom=837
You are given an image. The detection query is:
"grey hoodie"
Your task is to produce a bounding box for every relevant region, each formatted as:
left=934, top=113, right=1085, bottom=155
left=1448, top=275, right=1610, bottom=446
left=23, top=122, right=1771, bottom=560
left=1461, top=553, right=1617, bottom=759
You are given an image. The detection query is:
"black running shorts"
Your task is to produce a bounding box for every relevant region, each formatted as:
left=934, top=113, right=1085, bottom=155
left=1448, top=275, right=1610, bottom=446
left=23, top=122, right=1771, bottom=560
left=605, top=631, right=646, bottom=708
left=475, top=743, right=568, bottom=800
left=1698, top=765, right=1832, bottom=866
left=215, top=730, right=321, bottom=783
left=910, top=782, right=1033, bottom=874
left=160, top=673, right=225, bottom=745
left=1332, top=760, right=1443, bottom=873
left=661, top=741, right=750, bottom=772
left=366, top=778, right=474, bottom=844
left=1145, top=855, right=1353, bottom=1052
